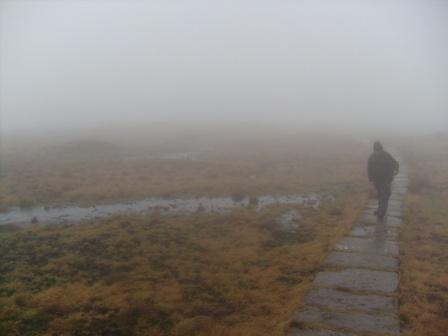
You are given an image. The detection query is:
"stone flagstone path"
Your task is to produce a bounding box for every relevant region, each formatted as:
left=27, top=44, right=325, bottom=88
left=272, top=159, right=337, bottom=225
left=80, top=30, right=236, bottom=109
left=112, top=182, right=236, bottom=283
left=288, top=165, right=408, bottom=336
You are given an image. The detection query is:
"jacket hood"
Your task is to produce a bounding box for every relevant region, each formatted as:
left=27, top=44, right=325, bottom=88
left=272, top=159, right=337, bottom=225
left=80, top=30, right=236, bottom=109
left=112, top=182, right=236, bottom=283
left=373, top=141, right=383, bottom=152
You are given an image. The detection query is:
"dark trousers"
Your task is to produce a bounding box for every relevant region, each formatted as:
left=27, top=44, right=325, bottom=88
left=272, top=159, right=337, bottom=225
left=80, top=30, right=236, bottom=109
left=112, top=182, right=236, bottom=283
left=374, top=180, right=392, bottom=217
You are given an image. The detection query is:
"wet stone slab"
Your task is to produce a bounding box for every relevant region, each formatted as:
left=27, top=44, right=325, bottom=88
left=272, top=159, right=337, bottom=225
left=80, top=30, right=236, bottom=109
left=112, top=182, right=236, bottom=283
left=350, top=225, right=376, bottom=236
left=325, top=251, right=398, bottom=271
left=367, top=198, right=403, bottom=208
left=390, top=192, right=405, bottom=198
left=387, top=209, right=402, bottom=218
left=395, top=182, right=408, bottom=187
left=306, top=287, right=398, bottom=313
left=387, top=203, right=403, bottom=212
left=363, top=205, right=402, bottom=223
left=288, top=328, right=354, bottom=336
left=360, top=211, right=400, bottom=223
left=314, top=269, right=399, bottom=293
left=392, top=183, right=408, bottom=194
left=349, top=225, right=399, bottom=241
left=389, top=194, right=405, bottom=202
left=389, top=199, right=404, bottom=207
left=385, top=216, right=402, bottom=227
left=392, top=185, right=407, bottom=192
left=388, top=199, right=404, bottom=207
left=393, top=176, right=408, bottom=182
left=293, top=307, right=400, bottom=335
left=393, top=182, right=409, bottom=189
left=364, top=206, right=402, bottom=218
left=336, top=237, right=399, bottom=256
left=392, top=187, right=408, bottom=194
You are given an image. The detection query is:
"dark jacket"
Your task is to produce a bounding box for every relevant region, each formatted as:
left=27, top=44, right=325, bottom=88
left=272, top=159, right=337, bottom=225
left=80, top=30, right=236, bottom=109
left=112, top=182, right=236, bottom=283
left=368, top=150, right=399, bottom=183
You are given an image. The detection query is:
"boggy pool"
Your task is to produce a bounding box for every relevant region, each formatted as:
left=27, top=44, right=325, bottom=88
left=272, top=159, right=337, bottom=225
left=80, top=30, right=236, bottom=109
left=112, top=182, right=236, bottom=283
left=0, top=193, right=328, bottom=226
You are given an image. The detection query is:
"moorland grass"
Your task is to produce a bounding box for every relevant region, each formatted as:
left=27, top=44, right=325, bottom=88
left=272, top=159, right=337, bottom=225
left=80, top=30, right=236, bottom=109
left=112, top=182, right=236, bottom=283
left=399, top=134, right=448, bottom=336
left=0, top=135, right=367, bottom=209
left=0, top=189, right=365, bottom=336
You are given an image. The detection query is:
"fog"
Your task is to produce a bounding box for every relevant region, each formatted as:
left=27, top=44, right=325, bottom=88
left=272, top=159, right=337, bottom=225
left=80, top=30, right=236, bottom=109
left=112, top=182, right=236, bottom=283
left=1, top=0, right=447, bottom=137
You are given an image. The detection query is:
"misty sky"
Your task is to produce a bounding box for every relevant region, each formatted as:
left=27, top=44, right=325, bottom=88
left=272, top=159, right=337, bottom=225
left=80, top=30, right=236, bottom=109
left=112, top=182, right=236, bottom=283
left=1, top=0, right=447, bottom=135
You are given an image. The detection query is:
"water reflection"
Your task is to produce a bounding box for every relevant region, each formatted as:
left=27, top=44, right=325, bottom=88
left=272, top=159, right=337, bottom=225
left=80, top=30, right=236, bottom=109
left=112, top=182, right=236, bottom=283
left=0, top=193, right=326, bottom=226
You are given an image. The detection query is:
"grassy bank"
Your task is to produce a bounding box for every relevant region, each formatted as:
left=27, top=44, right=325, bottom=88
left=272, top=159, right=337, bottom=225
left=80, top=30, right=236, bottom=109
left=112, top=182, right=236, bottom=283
left=0, top=188, right=365, bottom=336
left=399, top=134, right=448, bottom=336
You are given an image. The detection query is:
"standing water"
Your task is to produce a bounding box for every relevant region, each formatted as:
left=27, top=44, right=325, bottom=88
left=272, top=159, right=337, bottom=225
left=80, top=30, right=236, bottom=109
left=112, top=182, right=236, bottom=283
left=0, top=193, right=325, bottom=226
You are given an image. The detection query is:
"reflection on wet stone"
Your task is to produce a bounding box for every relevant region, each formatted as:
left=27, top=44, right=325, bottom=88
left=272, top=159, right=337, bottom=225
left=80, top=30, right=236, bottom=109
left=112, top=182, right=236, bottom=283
left=293, top=307, right=400, bottom=335
left=314, top=269, right=399, bottom=293
left=325, top=251, right=398, bottom=271
left=305, top=287, right=398, bottom=313
left=335, top=237, right=399, bottom=256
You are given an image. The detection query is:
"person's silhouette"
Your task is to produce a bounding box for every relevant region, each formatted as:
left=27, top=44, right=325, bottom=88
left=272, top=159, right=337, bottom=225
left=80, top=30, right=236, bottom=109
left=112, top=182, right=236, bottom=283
left=367, top=142, right=399, bottom=220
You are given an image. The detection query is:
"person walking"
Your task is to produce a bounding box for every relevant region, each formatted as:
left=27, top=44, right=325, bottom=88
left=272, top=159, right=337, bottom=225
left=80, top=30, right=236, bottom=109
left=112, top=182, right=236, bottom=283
left=368, top=142, right=399, bottom=220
